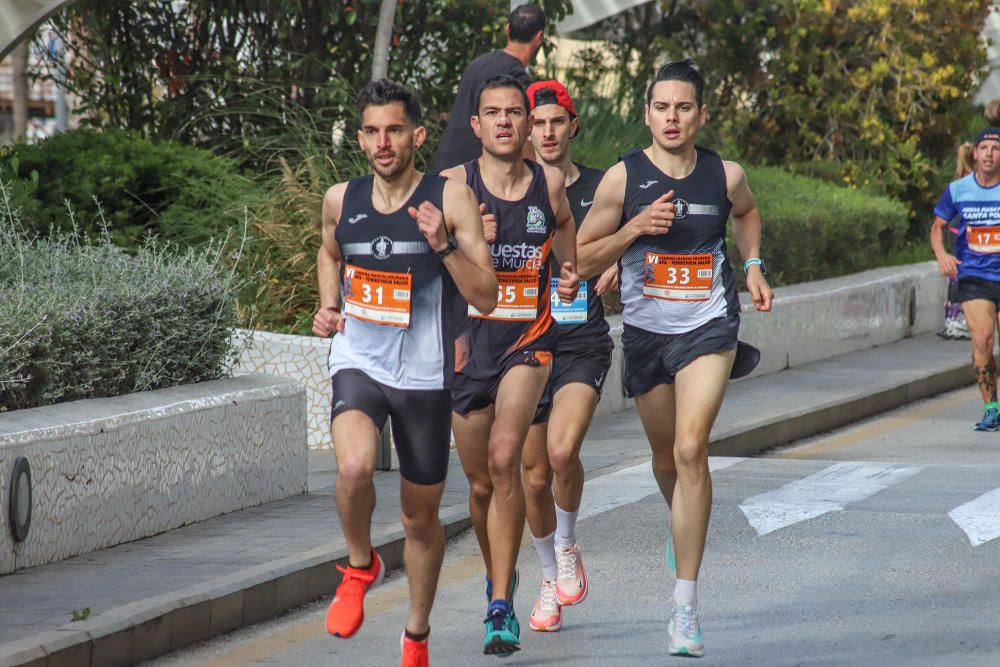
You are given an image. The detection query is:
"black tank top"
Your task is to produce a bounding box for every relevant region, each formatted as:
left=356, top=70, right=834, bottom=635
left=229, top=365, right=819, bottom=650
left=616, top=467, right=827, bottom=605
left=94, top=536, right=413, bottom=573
left=457, top=159, right=559, bottom=378
left=329, top=174, right=458, bottom=389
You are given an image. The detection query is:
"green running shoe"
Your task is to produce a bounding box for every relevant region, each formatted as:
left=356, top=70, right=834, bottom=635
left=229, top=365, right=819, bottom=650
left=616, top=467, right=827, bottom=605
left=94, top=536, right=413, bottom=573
left=483, top=604, right=520, bottom=657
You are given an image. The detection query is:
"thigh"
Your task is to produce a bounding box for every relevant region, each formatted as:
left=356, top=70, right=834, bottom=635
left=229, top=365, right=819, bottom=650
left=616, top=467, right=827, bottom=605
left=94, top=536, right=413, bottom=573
left=388, top=388, right=453, bottom=486
left=453, top=405, right=494, bottom=481
left=635, top=383, right=677, bottom=454
left=493, top=363, right=551, bottom=451
left=331, top=370, right=388, bottom=472
left=963, top=299, right=998, bottom=337
left=400, top=477, right=446, bottom=518
left=673, top=349, right=736, bottom=442
left=548, top=382, right=600, bottom=455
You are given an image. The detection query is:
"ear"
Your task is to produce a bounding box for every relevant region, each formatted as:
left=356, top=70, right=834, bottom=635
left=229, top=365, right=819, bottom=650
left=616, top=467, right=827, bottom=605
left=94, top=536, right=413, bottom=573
left=643, top=103, right=651, bottom=128
left=533, top=31, right=544, bottom=47
left=699, top=104, right=708, bottom=126
left=471, top=115, right=482, bottom=139
left=570, top=116, right=580, bottom=139
left=357, top=128, right=365, bottom=150
left=413, top=125, right=427, bottom=149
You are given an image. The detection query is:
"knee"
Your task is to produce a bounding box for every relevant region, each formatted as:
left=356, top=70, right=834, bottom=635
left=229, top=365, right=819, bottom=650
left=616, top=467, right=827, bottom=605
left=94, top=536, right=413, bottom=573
left=487, top=444, right=520, bottom=486
left=468, top=476, right=493, bottom=506
left=972, top=332, right=995, bottom=357
left=522, top=464, right=550, bottom=502
left=547, top=438, right=578, bottom=476
left=401, top=505, right=440, bottom=538
left=673, top=436, right=707, bottom=471
left=336, top=456, right=374, bottom=490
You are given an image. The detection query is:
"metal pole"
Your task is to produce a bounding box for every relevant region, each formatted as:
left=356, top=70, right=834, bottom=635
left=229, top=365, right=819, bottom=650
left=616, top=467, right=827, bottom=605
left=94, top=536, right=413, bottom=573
left=52, top=33, right=67, bottom=132
left=371, top=0, right=396, bottom=80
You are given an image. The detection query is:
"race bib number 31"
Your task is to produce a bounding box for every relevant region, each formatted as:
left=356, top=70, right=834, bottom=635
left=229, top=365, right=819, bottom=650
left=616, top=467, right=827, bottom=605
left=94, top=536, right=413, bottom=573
left=968, top=225, right=1000, bottom=254
left=469, top=271, right=539, bottom=320
left=643, top=252, right=713, bottom=301
left=343, top=264, right=412, bottom=327
left=551, top=278, right=588, bottom=324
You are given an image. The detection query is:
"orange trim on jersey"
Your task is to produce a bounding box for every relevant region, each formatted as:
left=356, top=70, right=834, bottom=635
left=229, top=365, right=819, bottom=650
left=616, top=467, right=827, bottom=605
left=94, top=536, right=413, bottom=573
left=455, top=334, right=471, bottom=373
left=509, top=235, right=554, bottom=353
left=533, top=350, right=553, bottom=367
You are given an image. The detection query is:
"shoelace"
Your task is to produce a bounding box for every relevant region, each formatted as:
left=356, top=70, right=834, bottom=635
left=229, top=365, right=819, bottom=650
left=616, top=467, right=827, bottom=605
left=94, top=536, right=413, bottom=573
left=674, top=604, right=699, bottom=638
left=484, top=608, right=508, bottom=631
left=536, top=582, right=558, bottom=613
left=335, top=564, right=376, bottom=601
left=555, top=547, right=577, bottom=582
left=401, top=638, right=428, bottom=666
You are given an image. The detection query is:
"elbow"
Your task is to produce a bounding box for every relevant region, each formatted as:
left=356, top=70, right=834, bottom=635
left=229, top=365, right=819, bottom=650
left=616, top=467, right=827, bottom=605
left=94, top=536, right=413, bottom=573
left=576, top=246, right=600, bottom=280
left=474, top=278, right=499, bottom=315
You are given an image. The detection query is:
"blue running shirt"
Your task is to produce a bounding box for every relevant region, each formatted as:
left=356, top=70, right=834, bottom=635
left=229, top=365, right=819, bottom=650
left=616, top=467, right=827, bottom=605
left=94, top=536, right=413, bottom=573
left=935, top=173, right=1000, bottom=282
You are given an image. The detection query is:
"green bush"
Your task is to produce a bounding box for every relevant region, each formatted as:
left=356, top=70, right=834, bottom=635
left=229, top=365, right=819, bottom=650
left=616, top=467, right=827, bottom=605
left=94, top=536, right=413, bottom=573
left=742, top=166, right=909, bottom=287
left=0, top=184, right=248, bottom=412
left=0, top=128, right=261, bottom=250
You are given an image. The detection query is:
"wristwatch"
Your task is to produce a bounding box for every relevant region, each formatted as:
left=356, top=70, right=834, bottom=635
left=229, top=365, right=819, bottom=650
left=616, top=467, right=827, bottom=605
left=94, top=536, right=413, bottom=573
left=744, top=257, right=766, bottom=275
left=437, top=233, right=459, bottom=258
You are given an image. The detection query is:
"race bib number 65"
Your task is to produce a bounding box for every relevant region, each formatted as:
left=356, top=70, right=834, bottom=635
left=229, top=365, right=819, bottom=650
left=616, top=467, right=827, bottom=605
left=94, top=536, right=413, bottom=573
left=343, top=264, right=412, bottom=327
left=643, top=252, right=713, bottom=301
left=469, top=271, right=539, bottom=320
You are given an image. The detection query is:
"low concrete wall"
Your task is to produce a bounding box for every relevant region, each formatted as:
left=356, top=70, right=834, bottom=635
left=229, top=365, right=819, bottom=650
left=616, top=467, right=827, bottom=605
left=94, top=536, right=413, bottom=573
left=235, top=261, right=948, bottom=442
left=0, top=374, right=307, bottom=575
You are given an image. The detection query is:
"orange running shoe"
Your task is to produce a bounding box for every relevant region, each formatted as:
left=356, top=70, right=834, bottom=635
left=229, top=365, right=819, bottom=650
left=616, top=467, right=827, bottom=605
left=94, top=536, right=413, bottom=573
left=400, top=631, right=429, bottom=667
left=528, top=580, right=562, bottom=632
left=326, top=550, right=385, bottom=638
left=554, top=544, right=588, bottom=606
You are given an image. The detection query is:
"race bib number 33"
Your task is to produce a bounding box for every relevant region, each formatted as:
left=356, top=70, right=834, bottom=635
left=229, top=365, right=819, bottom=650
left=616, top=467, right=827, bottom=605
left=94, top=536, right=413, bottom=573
left=469, top=271, right=539, bottom=320
left=968, top=225, right=1000, bottom=254
left=343, top=264, right=412, bottom=327
left=643, top=252, right=713, bottom=301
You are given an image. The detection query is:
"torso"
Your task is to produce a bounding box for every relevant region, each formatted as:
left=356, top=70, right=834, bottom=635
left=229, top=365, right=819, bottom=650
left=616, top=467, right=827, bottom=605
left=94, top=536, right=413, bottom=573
left=938, top=173, right=1000, bottom=282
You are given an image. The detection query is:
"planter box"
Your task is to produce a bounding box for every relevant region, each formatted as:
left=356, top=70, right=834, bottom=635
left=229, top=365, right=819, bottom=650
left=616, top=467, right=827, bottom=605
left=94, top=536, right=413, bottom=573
left=0, top=373, right=307, bottom=575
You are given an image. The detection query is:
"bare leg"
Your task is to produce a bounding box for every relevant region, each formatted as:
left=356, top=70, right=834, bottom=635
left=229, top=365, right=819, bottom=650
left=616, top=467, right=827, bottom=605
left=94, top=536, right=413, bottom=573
left=453, top=406, right=496, bottom=575
left=522, top=422, right=555, bottom=539
left=547, top=383, right=600, bottom=514
left=332, top=411, right=380, bottom=566
left=964, top=299, right=998, bottom=403
left=400, top=478, right=446, bottom=635
left=635, top=383, right=678, bottom=510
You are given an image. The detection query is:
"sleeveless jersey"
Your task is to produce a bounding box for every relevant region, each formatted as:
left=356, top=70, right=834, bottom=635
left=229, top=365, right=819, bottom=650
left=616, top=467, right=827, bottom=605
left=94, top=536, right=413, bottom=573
left=457, top=159, right=558, bottom=378
left=551, top=163, right=612, bottom=352
left=618, top=146, right=739, bottom=335
left=934, top=173, right=1000, bottom=282
left=328, top=174, right=457, bottom=390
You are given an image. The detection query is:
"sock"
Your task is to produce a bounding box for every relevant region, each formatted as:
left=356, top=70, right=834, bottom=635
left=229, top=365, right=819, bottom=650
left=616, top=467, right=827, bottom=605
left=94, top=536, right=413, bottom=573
left=404, top=627, right=430, bottom=642
left=485, top=575, right=493, bottom=600
left=986, top=401, right=999, bottom=411
left=554, top=503, right=578, bottom=549
left=488, top=599, right=510, bottom=616
left=532, top=531, right=558, bottom=582
left=674, top=579, right=697, bottom=607
left=349, top=555, right=373, bottom=570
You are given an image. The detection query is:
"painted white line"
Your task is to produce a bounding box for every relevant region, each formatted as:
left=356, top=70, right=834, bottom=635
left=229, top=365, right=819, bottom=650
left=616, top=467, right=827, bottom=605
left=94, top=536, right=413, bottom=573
left=579, top=457, right=745, bottom=521
left=739, top=462, right=923, bottom=536
left=948, top=487, right=1000, bottom=547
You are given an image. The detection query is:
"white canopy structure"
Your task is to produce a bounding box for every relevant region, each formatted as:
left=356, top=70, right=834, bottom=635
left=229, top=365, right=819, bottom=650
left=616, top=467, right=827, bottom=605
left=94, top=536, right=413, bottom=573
left=0, top=0, right=72, bottom=60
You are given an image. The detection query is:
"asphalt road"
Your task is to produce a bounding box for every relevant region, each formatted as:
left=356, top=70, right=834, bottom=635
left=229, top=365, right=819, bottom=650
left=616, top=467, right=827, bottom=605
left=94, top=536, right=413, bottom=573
left=144, top=386, right=1000, bottom=666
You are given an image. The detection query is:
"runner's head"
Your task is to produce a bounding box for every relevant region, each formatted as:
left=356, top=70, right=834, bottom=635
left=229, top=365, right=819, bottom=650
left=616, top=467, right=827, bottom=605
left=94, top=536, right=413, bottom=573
left=527, top=79, right=578, bottom=165
left=644, top=59, right=707, bottom=153
left=472, top=74, right=531, bottom=160
left=356, top=78, right=425, bottom=181
left=506, top=3, right=546, bottom=61
left=974, top=127, right=1000, bottom=178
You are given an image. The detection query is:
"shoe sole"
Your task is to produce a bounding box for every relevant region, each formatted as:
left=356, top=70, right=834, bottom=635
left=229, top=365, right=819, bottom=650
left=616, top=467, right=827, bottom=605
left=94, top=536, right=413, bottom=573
left=327, top=552, right=386, bottom=638
left=484, top=636, right=521, bottom=656
left=973, top=424, right=1000, bottom=432
left=529, top=616, right=563, bottom=632
left=556, top=573, right=588, bottom=606
left=668, top=646, right=705, bottom=658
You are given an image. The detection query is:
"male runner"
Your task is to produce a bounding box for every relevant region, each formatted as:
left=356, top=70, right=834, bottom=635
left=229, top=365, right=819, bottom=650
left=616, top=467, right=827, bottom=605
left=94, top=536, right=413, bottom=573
left=520, top=79, right=617, bottom=632
left=439, top=74, right=580, bottom=656
left=577, top=60, right=772, bottom=658
left=315, top=79, right=497, bottom=667
left=930, top=127, right=1000, bottom=430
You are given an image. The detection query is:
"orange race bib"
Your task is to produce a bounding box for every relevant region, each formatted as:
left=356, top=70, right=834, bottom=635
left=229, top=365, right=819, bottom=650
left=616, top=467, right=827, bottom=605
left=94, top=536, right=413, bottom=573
left=469, top=271, right=539, bottom=320
left=643, top=252, right=713, bottom=301
left=343, top=264, right=412, bottom=327
left=967, top=225, right=1000, bottom=254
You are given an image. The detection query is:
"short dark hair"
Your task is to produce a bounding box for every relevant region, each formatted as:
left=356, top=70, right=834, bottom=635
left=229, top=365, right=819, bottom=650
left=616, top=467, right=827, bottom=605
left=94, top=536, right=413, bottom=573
left=508, top=3, right=545, bottom=43
left=646, top=59, right=705, bottom=108
left=474, top=74, right=530, bottom=116
left=356, top=78, right=422, bottom=125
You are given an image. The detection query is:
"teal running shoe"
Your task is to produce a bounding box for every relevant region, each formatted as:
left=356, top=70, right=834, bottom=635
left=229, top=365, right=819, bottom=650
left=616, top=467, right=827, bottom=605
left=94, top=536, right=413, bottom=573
left=668, top=603, right=704, bottom=658
left=974, top=407, right=1000, bottom=431
left=667, top=537, right=676, bottom=576
left=484, top=603, right=520, bottom=657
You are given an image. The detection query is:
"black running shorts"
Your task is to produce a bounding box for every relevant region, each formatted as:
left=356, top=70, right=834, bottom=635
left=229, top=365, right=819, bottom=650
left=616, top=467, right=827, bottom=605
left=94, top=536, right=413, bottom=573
left=622, top=315, right=759, bottom=398
left=956, top=277, right=1000, bottom=308
left=331, top=369, right=451, bottom=485
left=452, top=348, right=554, bottom=423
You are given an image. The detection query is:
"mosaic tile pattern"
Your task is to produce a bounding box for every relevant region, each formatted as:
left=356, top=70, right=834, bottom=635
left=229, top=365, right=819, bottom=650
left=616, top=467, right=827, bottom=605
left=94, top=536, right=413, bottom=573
left=0, top=375, right=306, bottom=574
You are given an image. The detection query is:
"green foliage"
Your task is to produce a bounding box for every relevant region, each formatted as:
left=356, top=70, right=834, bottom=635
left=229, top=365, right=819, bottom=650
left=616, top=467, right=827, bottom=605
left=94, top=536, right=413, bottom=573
left=0, top=129, right=261, bottom=250
left=0, top=184, right=248, bottom=412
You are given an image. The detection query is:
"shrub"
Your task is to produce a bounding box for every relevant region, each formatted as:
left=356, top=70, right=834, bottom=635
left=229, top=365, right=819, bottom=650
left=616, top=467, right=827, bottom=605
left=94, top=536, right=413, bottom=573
left=0, top=128, right=261, bottom=250
left=0, top=184, right=248, bottom=412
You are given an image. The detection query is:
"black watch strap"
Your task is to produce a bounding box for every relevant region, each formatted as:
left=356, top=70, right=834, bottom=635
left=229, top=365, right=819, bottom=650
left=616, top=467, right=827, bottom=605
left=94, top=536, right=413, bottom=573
left=437, top=233, right=459, bottom=258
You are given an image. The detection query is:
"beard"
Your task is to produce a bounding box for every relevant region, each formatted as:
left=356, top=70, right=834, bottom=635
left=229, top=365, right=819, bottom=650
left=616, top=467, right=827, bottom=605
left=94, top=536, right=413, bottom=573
left=366, top=147, right=413, bottom=180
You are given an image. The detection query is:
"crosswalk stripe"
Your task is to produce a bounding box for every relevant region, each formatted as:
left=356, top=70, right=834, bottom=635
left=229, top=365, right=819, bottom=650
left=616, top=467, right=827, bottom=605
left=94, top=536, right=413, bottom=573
left=739, top=462, right=924, bottom=536
left=948, top=487, right=1000, bottom=546
left=580, top=457, right=745, bottom=521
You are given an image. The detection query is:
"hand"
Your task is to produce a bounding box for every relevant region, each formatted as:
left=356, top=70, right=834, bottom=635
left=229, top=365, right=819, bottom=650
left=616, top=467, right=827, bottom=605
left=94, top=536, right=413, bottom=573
left=479, top=203, right=497, bottom=244
left=745, top=267, right=773, bottom=312
left=313, top=306, right=345, bottom=336
left=595, top=264, right=619, bottom=295
left=936, top=253, right=960, bottom=279
left=408, top=201, right=449, bottom=252
left=627, top=190, right=675, bottom=238
left=556, top=261, right=580, bottom=304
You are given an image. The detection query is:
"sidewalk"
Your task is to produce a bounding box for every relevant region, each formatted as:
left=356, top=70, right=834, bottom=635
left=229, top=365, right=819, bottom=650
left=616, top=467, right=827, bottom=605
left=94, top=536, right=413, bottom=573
left=0, top=334, right=973, bottom=667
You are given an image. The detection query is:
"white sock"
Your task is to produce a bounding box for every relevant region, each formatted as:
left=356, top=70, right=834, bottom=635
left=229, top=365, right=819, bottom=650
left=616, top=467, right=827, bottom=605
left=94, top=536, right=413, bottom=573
left=554, top=503, right=578, bottom=549
left=674, top=579, right=697, bottom=607
left=532, top=531, right=558, bottom=582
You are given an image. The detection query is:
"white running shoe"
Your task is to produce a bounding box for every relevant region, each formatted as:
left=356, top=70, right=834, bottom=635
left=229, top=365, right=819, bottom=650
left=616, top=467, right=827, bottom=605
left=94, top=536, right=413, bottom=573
left=668, top=602, right=704, bottom=657
left=529, top=580, right=562, bottom=632
left=555, top=544, right=589, bottom=605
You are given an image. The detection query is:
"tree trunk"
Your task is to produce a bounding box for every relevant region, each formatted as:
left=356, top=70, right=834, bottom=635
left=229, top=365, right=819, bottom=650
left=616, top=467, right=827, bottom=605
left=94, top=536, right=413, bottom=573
left=11, top=40, right=29, bottom=140
left=371, top=0, right=396, bottom=80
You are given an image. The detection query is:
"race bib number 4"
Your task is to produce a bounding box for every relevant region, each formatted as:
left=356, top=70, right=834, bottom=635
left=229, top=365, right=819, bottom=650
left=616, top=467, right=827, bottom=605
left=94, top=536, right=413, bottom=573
left=343, top=264, right=412, bottom=327
left=968, top=225, right=1000, bottom=254
left=643, top=252, right=713, bottom=301
left=551, top=278, right=588, bottom=324
left=469, top=271, right=539, bottom=320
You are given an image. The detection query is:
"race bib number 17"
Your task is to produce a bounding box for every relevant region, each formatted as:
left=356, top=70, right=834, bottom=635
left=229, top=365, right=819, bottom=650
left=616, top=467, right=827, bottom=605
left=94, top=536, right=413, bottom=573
left=642, top=252, right=713, bottom=301
left=967, top=225, right=1000, bottom=254
left=343, top=264, right=412, bottom=327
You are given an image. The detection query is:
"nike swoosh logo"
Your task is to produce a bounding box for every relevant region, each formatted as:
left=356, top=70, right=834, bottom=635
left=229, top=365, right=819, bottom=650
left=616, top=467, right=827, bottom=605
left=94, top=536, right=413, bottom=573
left=580, top=199, right=593, bottom=207
left=638, top=180, right=658, bottom=189
left=348, top=213, right=368, bottom=224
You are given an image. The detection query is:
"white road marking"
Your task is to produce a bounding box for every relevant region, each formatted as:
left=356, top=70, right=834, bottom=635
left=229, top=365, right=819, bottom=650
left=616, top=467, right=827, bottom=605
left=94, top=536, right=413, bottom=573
left=739, top=462, right=923, bottom=536
left=948, top=487, right=1000, bottom=546
left=579, top=457, right=745, bottom=521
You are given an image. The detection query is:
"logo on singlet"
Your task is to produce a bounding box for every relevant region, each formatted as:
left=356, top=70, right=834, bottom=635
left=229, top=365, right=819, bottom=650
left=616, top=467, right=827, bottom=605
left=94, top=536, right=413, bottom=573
left=348, top=213, right=368, bottom=224
left=526, top=206, right=547, bottom=234
left=639, top=180, right=658, bottom=189
left=674, top=198, right=689, bottom=219
left=580, top=198, right=593, bottom=207
left=371, top=235, right=393, bottom=259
